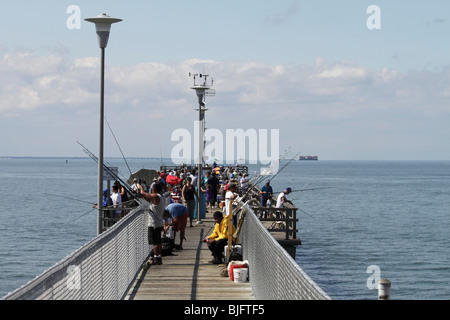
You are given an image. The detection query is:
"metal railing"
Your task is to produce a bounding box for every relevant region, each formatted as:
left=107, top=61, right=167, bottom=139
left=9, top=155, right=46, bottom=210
left=251, top=205, right=298, bottom=240
left=2, top=203, right=149, bottom=300
left=240, top=203, right=330, bottom=300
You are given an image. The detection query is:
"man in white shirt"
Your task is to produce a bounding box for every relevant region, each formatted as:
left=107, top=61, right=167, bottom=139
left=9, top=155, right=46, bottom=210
left=240, top=173, right=248, bottom=193
left=131, top=178, right=140, bottom=192
left=139, top=182, right=165, bottom=265
left=275, top=187, right=292, bottom=228
left=225, top=183, right=239, bottom=216
left=111, top=185, right=122, bottom=218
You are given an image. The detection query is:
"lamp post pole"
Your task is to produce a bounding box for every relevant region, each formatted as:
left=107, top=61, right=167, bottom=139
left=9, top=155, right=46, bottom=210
left=97, top=46, right=105, bottom=235
left=85, top=13, right=122, bottom=235
left=196, top=91, right=206, bottom=225
left=190, top=73, right=214, bottom=224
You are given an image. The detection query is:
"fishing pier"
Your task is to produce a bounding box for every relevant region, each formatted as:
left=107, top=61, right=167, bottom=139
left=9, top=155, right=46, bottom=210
left=2, top=184, right=329, bottom=300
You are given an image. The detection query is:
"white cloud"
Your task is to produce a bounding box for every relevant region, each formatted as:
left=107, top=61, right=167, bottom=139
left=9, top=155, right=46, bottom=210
left=1, top=51, right=449, bottom=159
left=0, top=53, right=63, bottom=79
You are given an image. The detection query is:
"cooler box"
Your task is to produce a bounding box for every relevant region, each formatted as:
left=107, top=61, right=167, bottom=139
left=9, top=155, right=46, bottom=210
left=171, top=193, right=181, bottom=203
left=224, top=245, right=242, bottom=264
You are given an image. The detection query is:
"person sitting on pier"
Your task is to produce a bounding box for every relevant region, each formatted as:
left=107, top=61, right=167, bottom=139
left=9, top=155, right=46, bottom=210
left=164, top=203, right=189, bottom=250
left=204, top=211, right=236, bottom=264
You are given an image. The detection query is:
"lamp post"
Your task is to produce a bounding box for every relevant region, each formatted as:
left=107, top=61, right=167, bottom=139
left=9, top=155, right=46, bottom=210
left=190, top=73, right=214, bottom=225
left=85, top=13, right=122, bottom=235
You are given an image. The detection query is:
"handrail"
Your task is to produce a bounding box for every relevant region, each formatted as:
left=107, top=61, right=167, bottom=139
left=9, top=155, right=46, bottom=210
left=240, top=201, right=330, bottom=300
left=2, top=204, right=150, bottom=300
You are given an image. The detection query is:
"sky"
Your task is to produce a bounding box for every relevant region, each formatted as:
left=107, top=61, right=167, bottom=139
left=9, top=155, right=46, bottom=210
left=1, top=0, right=450, bottom=161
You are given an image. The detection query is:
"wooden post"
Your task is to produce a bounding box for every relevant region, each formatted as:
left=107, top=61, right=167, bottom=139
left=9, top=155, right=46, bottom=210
left=292, top=208, right=297, bottom=239
left=227, top=201, right=234, bottom=263
left=286, top=209, right=294, bottom=240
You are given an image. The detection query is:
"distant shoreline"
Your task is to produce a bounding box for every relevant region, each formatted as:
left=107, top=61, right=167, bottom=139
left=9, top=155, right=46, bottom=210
left=1, top=156, right=449, bottom=162
left=0, top=156, right=168, bottom=160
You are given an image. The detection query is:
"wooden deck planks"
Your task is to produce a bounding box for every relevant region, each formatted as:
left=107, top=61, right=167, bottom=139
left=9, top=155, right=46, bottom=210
left=125, top=218, right=253, bottom=300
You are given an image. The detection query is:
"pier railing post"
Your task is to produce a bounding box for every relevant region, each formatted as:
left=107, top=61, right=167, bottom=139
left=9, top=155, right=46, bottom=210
left=378, top=279, right=391, bottom=300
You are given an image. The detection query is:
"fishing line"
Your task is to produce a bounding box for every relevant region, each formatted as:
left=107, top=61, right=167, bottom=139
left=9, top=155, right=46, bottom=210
left=250, top=146, right=293, bottom=188
left=273, top=187, right=334, bottom=193
left=267, top=149, right=302, bottom=184
left=249, top=146, right=292, bottom=187
left=225, top=147, right=294, bottom=206
left=105, top=116, right=134, bottom=180
left=70, top=208, right=97, bottom=222
left=46, top=193, right=96, bottom=205
left=296, top=206, right=314, bottom=219
left=76, top=141, right=142, bottom=202
left=288, top=182, right=308, bottom=202
left=296, top=187, right=332, bottom=192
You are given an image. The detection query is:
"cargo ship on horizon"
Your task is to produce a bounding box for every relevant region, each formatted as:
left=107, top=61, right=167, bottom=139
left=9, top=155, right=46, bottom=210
left=299, top=155, right=318, bottom=160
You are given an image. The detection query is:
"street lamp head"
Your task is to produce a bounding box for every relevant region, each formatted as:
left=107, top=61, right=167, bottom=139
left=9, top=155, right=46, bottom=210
left=85, top=13, right=122, bottom=48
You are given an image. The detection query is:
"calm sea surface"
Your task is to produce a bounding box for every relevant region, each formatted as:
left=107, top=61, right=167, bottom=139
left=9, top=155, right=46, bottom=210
left=0, top=158, right=449, bottom=299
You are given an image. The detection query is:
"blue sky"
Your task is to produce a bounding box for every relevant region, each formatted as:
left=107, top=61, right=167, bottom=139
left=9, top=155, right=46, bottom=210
left=1, top=1, right=450, bottom=160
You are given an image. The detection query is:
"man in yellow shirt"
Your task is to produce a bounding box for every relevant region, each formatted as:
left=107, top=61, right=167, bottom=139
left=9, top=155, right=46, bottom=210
left=204, top=211, right=236, bottom=264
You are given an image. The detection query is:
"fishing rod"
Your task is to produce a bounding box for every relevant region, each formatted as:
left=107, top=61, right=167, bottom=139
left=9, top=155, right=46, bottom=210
left=236, top=147, right=293, bottom=201
left=76, top=141, right=142, bottom=202
left=267, top=149, right=302, bottom=184
left=201, top=224, right=216, bottom=242
left=285, top=183, right=316, bottom=219
left=105, top=116, right=135, bottom=182
left=247, top=146, right=291, bottom=182
left=296, top=206, right=314, bottom=219
left=70, top=208, right=97, bottom=223
left=69, top=199, right=137, bottom=223
left=46, top=193, right=96, bottom=206
left=243, top=149, right=300, bottom=200
left=273, top=187, right=334, bottom=194
left=248, top=146, right=293, bottom=188
left=248, top=146, right=294, bottom=189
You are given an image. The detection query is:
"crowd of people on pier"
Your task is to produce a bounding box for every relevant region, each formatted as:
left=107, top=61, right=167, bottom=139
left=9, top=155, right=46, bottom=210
left=101, top=165, right=292, bottom=266
left=127, top=165, right=249, bottom=266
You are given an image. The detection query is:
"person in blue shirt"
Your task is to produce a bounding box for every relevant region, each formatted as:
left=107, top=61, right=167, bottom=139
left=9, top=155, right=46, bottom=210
left=164, top=203, right=189, bottom=250
left=259, top=180, right=273, bottom=218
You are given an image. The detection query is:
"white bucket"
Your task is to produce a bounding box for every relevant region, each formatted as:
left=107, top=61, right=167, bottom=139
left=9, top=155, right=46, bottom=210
left=233, top=268, right=248, bottom=283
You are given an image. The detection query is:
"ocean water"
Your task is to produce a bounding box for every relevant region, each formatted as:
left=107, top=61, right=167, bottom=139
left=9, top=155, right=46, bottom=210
left=271, top=160, right=450, bottom=300
left=0, top=158, right=449, bottom=299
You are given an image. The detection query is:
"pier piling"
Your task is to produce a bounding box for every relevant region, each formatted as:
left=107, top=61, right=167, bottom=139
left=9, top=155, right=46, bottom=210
left=378, top=279, right=391, bottom=300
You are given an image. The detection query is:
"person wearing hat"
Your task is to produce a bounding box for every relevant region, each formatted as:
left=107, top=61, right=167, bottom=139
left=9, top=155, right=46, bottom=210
left=275, top=187, right=292, bottom=228
left=131, top=178, right=140, bottom=192
left=225, top=182, right=239, bottom=217
left=259, top=180, right=273, bottom=219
